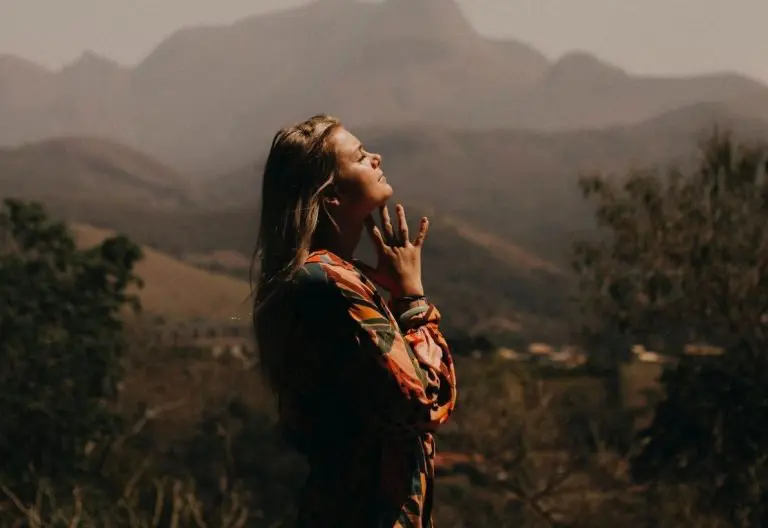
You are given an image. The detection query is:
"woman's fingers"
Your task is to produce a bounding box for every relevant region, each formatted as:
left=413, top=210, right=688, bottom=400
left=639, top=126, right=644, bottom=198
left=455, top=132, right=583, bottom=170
left=364, top=215, right=387, bottom=252
left=379, top=205, right=395, bottom=243
left=396, top=204, right=409, bottom=245
left=413, top=216, right=429, bottom=247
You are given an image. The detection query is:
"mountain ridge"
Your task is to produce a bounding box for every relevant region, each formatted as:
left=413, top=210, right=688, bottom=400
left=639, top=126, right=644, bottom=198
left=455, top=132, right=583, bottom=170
left=0, top=136, right=195, bottom=208
left=1, top=0, right=765, bottom=174
left=4, top=104, right=768, bottom=339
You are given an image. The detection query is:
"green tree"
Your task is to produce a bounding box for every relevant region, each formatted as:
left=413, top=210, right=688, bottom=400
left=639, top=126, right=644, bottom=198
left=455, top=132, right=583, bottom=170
left=571, top=130, right=768, bottom=525
left=0, top=199, right=143, bottom=488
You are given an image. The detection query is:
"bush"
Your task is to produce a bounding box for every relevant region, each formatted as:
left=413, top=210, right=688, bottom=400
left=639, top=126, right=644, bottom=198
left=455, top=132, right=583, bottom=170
left=0, top=199, right=142, bottom=490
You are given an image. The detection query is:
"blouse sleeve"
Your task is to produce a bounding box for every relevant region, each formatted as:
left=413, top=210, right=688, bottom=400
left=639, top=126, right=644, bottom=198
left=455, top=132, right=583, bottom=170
left=296, top=262, right=457, bottom=438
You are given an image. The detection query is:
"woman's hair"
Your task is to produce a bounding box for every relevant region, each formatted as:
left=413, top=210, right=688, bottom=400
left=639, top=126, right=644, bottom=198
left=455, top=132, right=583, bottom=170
left=251, top=114, right=342, bottom=390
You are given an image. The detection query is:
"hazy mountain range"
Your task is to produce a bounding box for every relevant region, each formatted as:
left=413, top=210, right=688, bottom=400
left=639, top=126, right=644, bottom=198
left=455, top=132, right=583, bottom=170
left=3, top=0, right=768, bottom=342
left=3, top=101, right=767, bottom=342
left=1, top=0, right=767, bottom=175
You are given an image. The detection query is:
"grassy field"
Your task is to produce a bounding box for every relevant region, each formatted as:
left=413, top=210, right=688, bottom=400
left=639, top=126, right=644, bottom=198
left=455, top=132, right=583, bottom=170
left=71, top=223, right=252, bottom=322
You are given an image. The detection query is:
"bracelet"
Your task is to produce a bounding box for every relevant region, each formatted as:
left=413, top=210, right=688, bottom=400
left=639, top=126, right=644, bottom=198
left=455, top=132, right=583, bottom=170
left=398, top=305, right=429, bottom=326
left=393, top=295, right=427, bottom=304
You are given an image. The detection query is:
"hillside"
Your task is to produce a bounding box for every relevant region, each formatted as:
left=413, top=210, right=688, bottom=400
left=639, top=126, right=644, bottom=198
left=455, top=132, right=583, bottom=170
left=71, top=223, right=251, bottom=322
left=8, top=103, right=768, bottom=267
left=0, top=130, right=568, bottom=341
left=722, top=90, right=768, bottom=122
left=56, top=203, right=569, bottom=343
left=0, top=0, right=765, bottom=173
left=0, top=137, right=195, bottom=208
left=207, top=103, right=768, bottom=260
left=6, top=105, right=768, bottom=341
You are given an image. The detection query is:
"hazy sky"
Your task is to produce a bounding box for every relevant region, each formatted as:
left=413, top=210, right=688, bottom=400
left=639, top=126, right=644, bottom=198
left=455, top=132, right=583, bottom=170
left=2, top=0, right=767, bottom=83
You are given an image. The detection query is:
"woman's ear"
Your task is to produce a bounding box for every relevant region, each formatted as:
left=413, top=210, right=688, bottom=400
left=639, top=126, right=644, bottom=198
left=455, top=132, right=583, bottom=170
left=321, top=176, right=344, bottom=208
left=323, top=195, right=341, bottom=207
left=322, top=179, right=344, bottom=206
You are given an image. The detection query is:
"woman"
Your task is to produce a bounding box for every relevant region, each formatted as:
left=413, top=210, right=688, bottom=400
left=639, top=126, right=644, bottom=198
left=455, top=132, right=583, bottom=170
left=252, top=114, right=457, bottom=527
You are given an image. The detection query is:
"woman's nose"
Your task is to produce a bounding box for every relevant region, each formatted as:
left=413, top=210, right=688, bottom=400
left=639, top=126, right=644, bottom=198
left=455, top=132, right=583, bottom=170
left=372, top=153, right=382, bottom=168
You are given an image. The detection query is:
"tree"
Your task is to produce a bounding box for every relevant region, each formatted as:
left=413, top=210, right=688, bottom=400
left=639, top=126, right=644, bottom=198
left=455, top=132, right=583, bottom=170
left=572, top=130, right=768, bottom=525
left=0, top=199, right=143, bottom=489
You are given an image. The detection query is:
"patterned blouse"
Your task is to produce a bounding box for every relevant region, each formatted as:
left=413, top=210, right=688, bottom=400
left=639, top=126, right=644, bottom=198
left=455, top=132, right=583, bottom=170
left=276, top=249, right=458, bottom=527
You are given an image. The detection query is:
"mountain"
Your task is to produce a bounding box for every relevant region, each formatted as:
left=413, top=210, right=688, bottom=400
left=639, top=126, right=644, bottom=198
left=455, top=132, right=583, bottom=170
left=0, top=137, right=195, bottom=208
left=723, top=90, right=768, bottom=122
left=303, top=0, right=550, bottom=125
left=121, top=0, right=551, bottom=171
left=0, top=132, right=569, bottom=341
left=0, top=55, right=56, bottom=142
left=0, top=54, right=53, bottom=105
left=510, top=52, right=766, bottom=131
left=0, top=52, right=135, bottom=147
left=1, top=0, right=765, bottom=174
left=8, top=102, right=765, bottom=261
left=5, top=103, right=767, bottom=341
left=206, top=102, right=768, bottom=262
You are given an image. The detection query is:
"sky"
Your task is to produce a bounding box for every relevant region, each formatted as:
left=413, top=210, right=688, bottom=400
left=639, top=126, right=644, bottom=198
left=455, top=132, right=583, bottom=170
left=2, top=0, right=767, bottom=83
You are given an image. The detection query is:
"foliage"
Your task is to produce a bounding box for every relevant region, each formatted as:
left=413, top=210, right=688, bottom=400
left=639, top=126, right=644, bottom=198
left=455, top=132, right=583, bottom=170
left=572, top=130, right=768, bottom=524
left=0, top=199, right=143, bottom=488
left=0, top=342, right=728, bottom=527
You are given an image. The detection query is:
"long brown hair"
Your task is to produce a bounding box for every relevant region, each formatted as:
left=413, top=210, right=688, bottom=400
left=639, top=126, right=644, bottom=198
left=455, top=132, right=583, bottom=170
left=251, top=114, right=342, bottom=390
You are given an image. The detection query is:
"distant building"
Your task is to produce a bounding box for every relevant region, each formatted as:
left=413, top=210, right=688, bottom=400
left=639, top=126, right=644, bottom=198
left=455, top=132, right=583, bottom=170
left=683, top=343, right=725, bottom=356
left=630, top=344, right=676, bottom=364
left=529, top=342, right=555, bottom=356
left=496, top=347, right=526, bottom=361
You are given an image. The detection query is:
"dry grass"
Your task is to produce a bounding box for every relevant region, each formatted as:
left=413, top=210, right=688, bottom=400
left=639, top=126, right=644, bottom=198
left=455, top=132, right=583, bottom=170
left=0, top=479, right=254, bottom=528
left=181, top=250, right=250, bottom=272
left=71, top=223, right=251, bottom=322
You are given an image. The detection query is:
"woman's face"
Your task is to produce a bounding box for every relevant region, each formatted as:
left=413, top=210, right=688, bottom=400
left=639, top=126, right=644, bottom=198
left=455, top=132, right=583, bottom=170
left=328, top=127, right=393, bottom=218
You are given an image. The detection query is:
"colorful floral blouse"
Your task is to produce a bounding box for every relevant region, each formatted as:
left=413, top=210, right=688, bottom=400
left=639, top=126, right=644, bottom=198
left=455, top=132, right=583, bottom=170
left=276, top=250, right=458, bottom=527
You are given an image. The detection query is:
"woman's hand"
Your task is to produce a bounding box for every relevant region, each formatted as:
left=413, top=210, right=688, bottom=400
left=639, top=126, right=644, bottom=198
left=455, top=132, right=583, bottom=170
left=359, top=204, right=429, bottom=298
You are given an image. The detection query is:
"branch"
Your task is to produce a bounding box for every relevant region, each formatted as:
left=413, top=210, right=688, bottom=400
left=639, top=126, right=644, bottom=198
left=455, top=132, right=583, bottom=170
left=0, top=484, right=42, bottom=527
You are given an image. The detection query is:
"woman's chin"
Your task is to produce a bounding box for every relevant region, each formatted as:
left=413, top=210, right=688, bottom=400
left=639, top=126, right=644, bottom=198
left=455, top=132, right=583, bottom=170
left=365, top=186, right=394, bottom=211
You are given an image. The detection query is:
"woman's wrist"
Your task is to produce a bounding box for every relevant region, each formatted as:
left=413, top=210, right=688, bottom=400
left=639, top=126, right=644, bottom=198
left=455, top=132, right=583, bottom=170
left=394, top=294, right=427, bottom=304
left=391, top=294, right=428, bottom=317
left=392, top=280, right=424, bottom=299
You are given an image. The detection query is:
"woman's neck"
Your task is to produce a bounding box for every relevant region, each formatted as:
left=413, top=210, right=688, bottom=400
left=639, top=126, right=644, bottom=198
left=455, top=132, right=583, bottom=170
left=311, top=220, right=363, bottom=262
